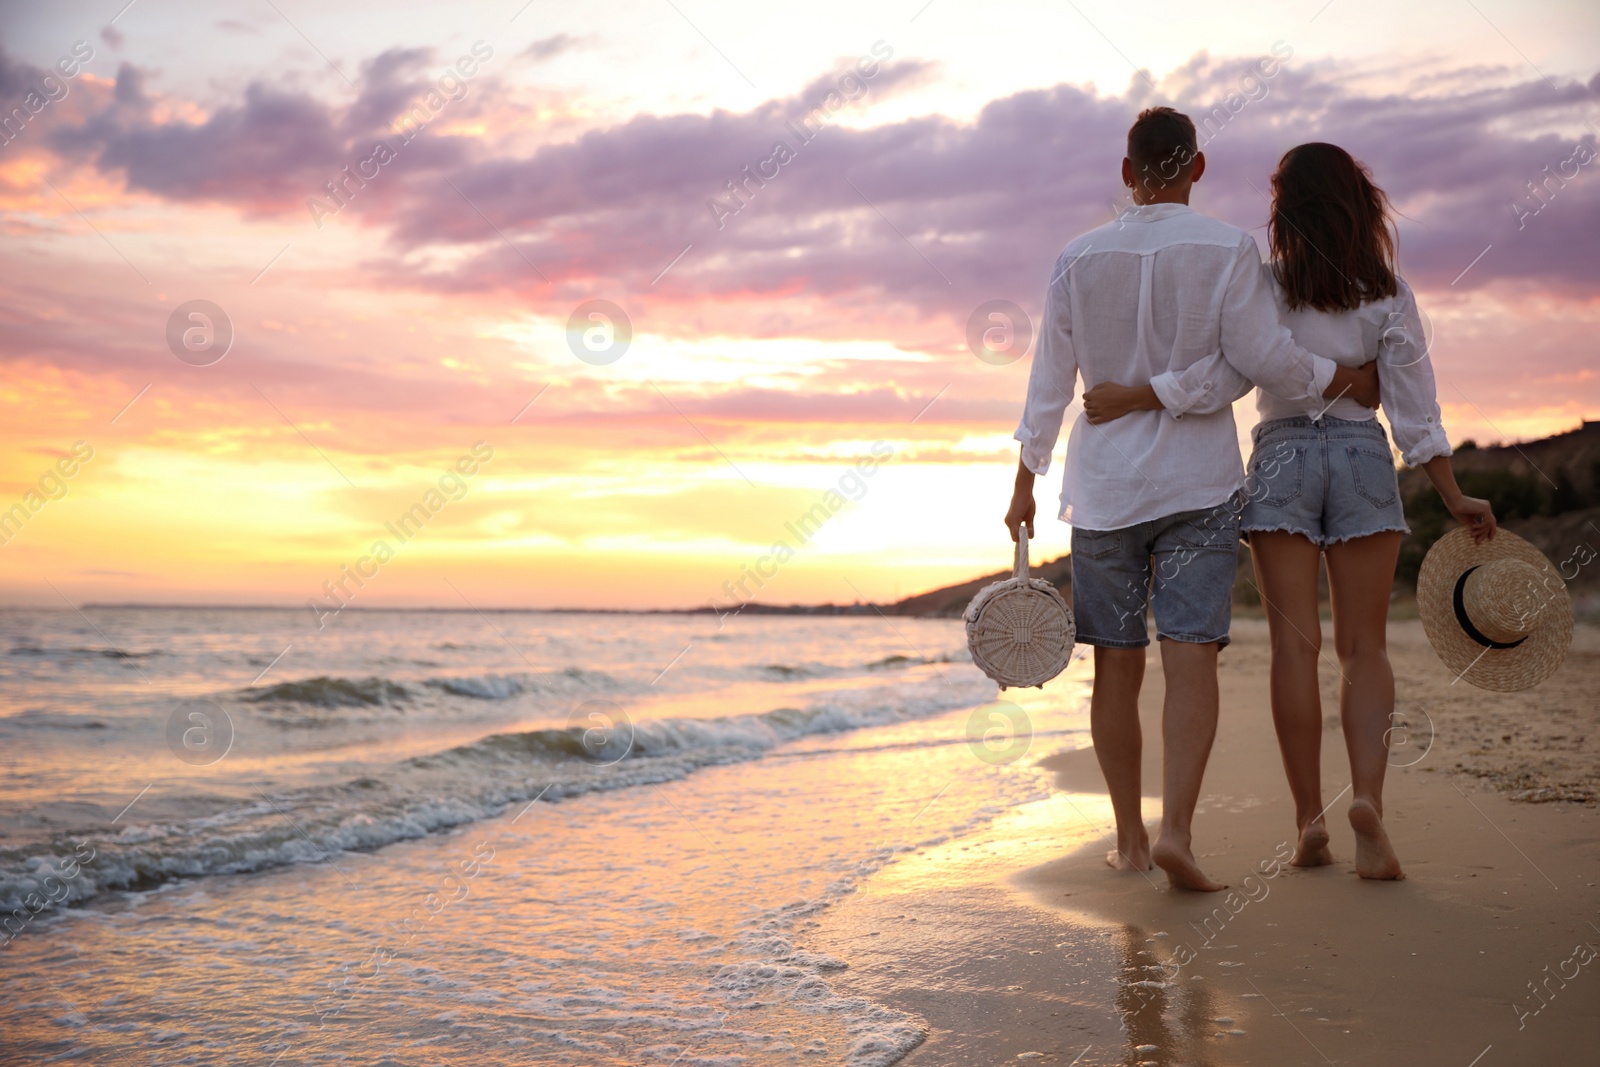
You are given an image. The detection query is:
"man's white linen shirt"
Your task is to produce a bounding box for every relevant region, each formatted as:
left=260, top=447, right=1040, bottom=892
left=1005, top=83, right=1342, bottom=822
left=1014, top=203, right=1338, bottom=532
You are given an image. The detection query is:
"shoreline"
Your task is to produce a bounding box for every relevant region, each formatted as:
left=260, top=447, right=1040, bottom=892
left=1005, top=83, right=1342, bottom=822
left=811, top=618, right=1600, bottom=1065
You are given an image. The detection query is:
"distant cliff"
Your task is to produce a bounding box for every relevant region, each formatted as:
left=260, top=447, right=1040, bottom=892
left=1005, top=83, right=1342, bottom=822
left=877, top=552, right=1073, bottom=618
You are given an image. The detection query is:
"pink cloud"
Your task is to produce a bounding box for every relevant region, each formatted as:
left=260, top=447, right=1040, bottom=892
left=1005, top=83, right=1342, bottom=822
left=25, top=40, right=1598, bottom=326
left=5, top=43, right=1596, bottom=453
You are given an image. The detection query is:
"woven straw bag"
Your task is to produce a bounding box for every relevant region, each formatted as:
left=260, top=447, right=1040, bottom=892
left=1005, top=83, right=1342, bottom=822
left=964, top=526, right=1075, bottom=689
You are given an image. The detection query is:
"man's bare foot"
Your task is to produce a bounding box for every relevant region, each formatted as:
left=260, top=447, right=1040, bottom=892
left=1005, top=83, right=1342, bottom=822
left=1292, top=821, right=1334, bottom=867
left=1105, top=826, right=1153, bottom=871
left=1152, top=834, right=1226, bottom=892
left=1348, top=798, right=1404, bottom=881
left=1106, top=846, right=1153, bottom=871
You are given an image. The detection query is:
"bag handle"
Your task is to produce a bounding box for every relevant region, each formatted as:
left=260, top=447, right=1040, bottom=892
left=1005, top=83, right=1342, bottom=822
left=1015, top=525, right=1030, bottom=581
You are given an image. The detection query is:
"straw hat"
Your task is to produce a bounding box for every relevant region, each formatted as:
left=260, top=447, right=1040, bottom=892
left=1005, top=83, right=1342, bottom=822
left=965, top=525, right=1075, bottom=689
left=1416, top=527, right=1572, bottom=691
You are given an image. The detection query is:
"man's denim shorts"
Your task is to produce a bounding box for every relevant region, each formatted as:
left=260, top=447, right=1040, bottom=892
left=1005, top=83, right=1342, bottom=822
left=1241, top=416, right=1410, bottom=547
left=1071, top=496, right=1243, bottom=649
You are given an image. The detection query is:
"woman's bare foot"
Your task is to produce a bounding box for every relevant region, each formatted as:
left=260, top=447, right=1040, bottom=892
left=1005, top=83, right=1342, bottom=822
left=1292, top=820, right=1333, bottom=867
left=1348, top=798, right=1404, bottom=880
left=1151, top=833, right=1226, bottom=892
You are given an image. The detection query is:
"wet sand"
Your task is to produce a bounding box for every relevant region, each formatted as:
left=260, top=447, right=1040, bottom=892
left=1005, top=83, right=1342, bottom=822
left=812, top=618, right=1600, bottom=1066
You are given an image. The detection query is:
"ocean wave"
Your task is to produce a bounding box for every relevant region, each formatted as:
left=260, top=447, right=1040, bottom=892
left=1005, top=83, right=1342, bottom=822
left=423, top=667, right=618, bottom=700
left=239, top=667, right=622, bottom=712
left=0, top=710, right=109, bottom=730
left=757, top=649, right=963, bottom=681
left=411, top=687, right=990, bottom=772
left=864, top=653, right=953, bottom=670
left=0, top=673, right=993, bottom=921
left=242, top=676, right=412, bottom=708
left=424, top=674, right=526, bottom=700
left=759, top=662, right=828, bottom=679
left=7, top=645, right=163, bottom=659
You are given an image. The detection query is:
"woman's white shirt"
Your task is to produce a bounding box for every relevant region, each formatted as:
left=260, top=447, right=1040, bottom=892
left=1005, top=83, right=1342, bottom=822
left=1258, top=267, right=1451, bottom=466
left=1155, top=265, right=1453, bottom=467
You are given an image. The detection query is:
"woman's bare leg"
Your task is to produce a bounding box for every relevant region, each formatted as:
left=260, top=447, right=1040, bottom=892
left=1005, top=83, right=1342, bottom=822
left=1249, top=531, right=1332, bottom=867
left=1324, top=531, right=1405, bottom=881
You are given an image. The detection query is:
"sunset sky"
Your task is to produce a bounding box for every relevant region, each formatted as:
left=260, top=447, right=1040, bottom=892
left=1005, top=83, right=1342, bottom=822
left=0, top=0, right=1596, bottom=611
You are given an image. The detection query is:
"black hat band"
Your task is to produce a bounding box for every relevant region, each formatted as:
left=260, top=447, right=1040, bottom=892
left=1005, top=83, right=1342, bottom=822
left=1453, top=566, right=1530, bottom=651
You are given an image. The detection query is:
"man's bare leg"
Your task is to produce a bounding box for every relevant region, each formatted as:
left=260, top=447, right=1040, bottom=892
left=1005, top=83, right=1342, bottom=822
left=1090, top=645, right=1152, bottom=871
left=1151, top=638, right=1226, bottom=892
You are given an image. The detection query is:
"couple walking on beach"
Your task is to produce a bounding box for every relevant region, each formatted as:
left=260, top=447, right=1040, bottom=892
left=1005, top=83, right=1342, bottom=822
left=1003, top=107, right=1497, bottom=892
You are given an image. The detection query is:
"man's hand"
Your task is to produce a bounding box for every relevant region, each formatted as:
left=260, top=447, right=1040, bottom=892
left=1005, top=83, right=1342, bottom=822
left=1006, top=487, right=1036, bottom=542
left=1083, top=382, right=1162, bottom=424
left=1007, top=457, right=1036, bottom=541
left=1328, top=360, right=1381, bottom=409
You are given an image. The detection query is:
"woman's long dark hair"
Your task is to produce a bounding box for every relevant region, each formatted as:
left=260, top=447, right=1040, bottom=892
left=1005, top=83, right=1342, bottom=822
left=1269, top=143, right=1397, bottom=312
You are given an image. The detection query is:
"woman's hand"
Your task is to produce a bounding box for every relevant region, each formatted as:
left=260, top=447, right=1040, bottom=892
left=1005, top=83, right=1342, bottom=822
left=1446, top=494, right=1497, bottom=544
left=1083, top=382, right=1161, bottom=424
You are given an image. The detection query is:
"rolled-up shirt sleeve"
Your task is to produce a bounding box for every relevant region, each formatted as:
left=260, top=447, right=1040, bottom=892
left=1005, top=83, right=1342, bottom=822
left=1150, top=349, right=1254, bottom=418
left=1378, top=280, right=1453, bottom=466
left=1215, top=240, right=1337, bottom=407
left=1014, top=254, right=1078, bottom=475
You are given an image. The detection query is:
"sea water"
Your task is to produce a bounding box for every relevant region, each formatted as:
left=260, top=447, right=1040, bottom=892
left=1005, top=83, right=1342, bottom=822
left=0, top=606, right=1094, bottom=1065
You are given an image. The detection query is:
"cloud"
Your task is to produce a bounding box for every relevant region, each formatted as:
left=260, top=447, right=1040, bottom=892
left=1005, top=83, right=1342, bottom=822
left=24, top=43, right=1600, bottom=329
left=46, top=62, right=350, bottom=208
left=519, top=34, right=583, bottom=63
left=0, top=46, right=65, bottom=101
left=390, top=56, right=1598, bottom=315
left=39, top=44, right=489, bottom=216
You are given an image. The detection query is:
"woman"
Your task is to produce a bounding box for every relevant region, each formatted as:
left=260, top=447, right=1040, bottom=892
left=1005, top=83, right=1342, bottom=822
left=1084, top=143, right=1496, bottom=880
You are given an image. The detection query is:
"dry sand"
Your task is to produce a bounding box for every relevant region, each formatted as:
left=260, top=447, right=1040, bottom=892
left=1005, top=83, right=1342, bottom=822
left=813, top=618, right=1600, bottom=1066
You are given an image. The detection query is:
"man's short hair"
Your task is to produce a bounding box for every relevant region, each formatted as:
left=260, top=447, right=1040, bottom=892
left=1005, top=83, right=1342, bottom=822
left=1127, top=107, right=1198, bottom=183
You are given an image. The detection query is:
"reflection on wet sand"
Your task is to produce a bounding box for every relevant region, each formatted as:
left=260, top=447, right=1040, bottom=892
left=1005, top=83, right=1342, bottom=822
left=812, top=781, right=1266, bottom=1067
left=1109, top=923, right=1223, bottom=1067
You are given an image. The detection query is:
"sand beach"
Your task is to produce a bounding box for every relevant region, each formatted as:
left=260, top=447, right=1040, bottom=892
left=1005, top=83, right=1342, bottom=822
left=814, top=617, right=1600, bottom=1066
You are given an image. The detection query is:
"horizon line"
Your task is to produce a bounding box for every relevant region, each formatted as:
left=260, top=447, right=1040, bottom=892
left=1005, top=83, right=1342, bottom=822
left=12, top=601, right=888, bottom=615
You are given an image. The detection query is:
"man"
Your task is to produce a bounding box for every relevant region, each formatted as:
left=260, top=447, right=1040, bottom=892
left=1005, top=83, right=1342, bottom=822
left=1005, top=107, right=1379, bottom=892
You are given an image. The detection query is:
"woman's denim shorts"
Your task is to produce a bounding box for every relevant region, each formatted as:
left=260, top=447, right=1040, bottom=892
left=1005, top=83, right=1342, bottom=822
left=1241, top=415, right=1410, bottom=547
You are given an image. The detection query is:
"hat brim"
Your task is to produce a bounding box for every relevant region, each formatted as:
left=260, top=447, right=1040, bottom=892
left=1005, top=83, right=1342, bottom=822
left=1416, top=527, right=1572, bottom=692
